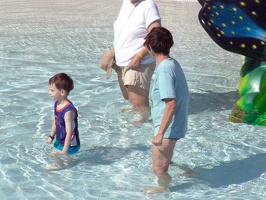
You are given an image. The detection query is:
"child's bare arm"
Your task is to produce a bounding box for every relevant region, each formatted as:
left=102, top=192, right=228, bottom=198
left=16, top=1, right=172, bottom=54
left=61, top=110, right=75, bottom=154
left=47, top=119, right=56, bottom=144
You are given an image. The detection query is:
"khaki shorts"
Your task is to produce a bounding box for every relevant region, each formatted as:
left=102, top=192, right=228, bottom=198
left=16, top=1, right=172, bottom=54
left=118, top=61, right=156, bottom=91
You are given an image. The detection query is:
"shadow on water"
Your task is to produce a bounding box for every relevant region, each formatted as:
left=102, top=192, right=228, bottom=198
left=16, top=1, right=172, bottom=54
left=170, top=153, right=266, bottom=191
left=188, top=90, right=239, bottom=115
left=68, top=144, right=150, bottom=167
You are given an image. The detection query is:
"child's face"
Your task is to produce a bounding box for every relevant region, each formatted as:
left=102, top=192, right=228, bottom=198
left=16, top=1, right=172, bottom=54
left=49, top=83, right=63, bottom=101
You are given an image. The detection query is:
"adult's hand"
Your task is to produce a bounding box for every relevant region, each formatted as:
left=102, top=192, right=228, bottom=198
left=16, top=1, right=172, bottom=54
left=151, top=133, right=163, bottom=146
left=127, top=54, right=142, bottom=69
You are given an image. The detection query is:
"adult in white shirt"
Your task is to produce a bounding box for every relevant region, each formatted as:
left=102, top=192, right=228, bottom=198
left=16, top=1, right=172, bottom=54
left=113, top=0, right=161, bottom=122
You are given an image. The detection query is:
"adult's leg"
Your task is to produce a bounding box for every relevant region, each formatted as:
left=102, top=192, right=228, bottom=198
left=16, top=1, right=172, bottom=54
left=144, top=139, right=177, bottom=193
left=127, top=85, right=151, bottom=123
left=114, top=69, right=150, bottom=108
left=152, top=139, right=177, bottom=188
left=113, top=65, right=129, bottom=100
left=123, top=62, right=155, bottom=109
left=127, top=85, right=149, bottom=108
left=113, top=63, right=153, bottom=123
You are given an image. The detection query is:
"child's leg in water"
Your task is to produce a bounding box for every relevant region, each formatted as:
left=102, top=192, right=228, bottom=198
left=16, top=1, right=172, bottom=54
left=47, top=150, right=72, bottom=171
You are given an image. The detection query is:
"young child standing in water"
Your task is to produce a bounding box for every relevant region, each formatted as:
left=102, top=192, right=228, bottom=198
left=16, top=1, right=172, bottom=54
left=46, top=73, right=80, bottom=170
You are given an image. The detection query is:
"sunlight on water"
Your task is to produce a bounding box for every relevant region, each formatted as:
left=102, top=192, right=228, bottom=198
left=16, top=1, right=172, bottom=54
left=1, top=0, right=266, bottom=199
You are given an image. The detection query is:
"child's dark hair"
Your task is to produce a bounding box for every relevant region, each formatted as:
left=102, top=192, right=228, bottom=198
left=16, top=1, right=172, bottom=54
left=144, top=27, right=174, bottom=55
left=49, top=73, right=74, bottom=94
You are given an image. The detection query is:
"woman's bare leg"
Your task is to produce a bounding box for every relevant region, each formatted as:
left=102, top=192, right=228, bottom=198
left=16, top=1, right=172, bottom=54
left=113, top=66, right=151, bottom=122
left=144, top=139, right=177, bottom=193
left=127, top=85, right=150, bottom=123
left=113, top=65, right=129, bottom=100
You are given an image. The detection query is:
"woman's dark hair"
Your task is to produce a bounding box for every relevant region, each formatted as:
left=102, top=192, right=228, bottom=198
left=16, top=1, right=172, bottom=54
left=144, top=27, right=174, bottom=55
left=49, top=73, right=74, bottom=94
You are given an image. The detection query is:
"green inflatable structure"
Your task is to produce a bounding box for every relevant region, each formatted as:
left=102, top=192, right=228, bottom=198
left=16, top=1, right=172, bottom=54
left=198, top=0, right=266, bottom=125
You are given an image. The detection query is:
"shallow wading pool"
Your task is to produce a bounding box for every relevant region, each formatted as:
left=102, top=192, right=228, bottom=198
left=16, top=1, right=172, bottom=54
left=0, top=0, right=266, bottom=199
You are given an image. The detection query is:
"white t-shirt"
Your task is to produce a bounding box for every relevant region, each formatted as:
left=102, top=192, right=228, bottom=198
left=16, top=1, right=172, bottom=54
left=114, top=0, right=161, bottom=66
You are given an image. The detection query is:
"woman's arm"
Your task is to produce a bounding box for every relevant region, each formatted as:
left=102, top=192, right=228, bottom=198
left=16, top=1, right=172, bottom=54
left=151, top=98, right=177, bottom=146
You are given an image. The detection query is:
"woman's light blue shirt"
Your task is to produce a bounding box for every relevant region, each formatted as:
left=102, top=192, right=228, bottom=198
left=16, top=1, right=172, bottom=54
left=151, top=58, right=189, bottom=139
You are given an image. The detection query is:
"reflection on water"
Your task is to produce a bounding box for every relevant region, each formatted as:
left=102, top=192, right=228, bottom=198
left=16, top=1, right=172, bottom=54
left=1, top=0, right=266, bottom=200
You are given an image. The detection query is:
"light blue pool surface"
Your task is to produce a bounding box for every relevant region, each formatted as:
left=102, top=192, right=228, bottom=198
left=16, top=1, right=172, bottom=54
left=1, top=0, right=266, bottom=199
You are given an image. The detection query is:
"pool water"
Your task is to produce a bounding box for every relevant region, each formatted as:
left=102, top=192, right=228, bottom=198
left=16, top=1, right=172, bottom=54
left=1, top=0, right=266, bottom=199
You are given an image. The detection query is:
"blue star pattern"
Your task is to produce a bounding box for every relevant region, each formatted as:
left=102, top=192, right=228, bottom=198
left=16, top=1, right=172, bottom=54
left=198, top=0, right=266, bottom=61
